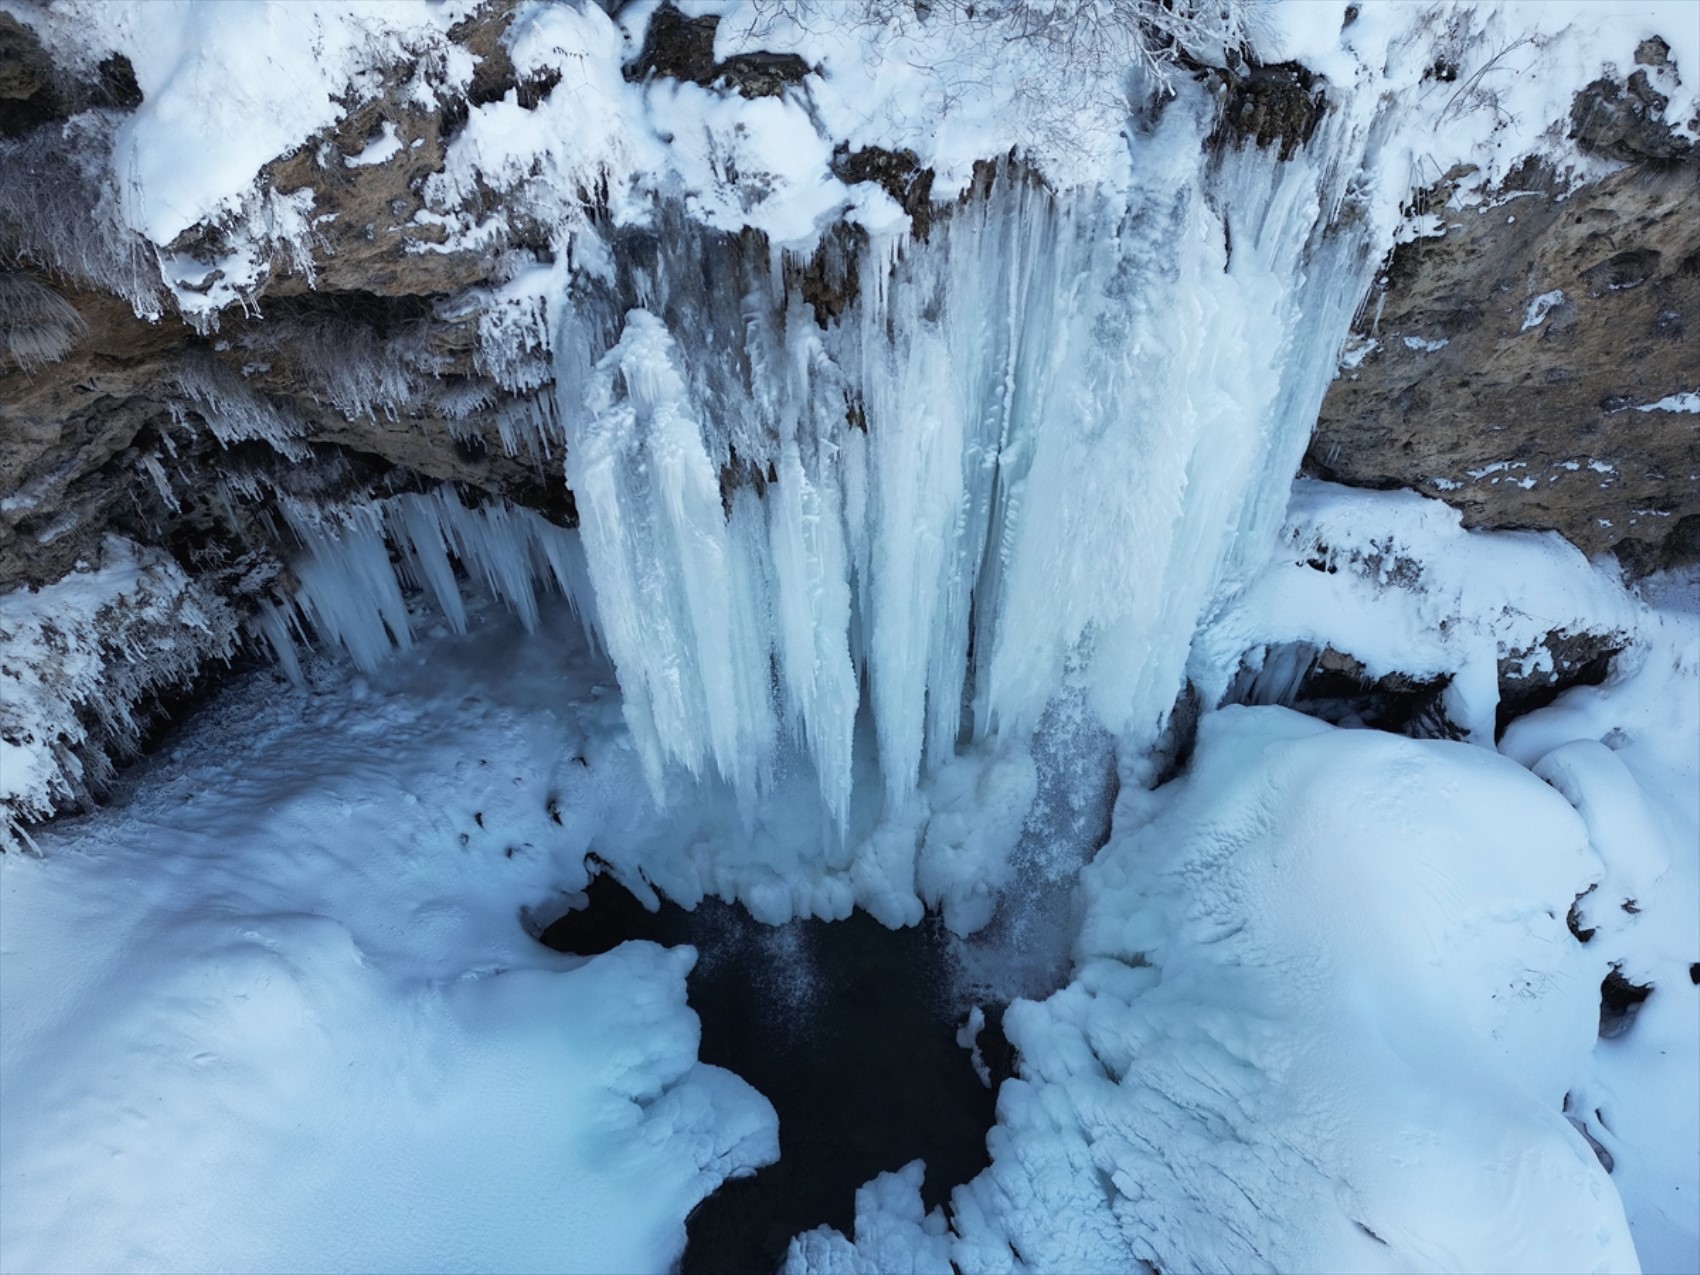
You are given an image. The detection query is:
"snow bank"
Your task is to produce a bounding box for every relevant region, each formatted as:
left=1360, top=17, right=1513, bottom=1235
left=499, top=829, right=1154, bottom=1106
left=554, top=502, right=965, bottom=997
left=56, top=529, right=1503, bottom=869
left=943, top=706, right=1636, bottom=1273
left=45, top=0, right=476, bottom=248
left=0, top=602, right=776, bottom=1274
left=0, top=537, right=236, bottom=846
left=1171, top=488, right=1698, bottom=1272
left=1502, top=592, right=1700, bottom=1274
left=1193, top=480, right=1642, bottom=741
left=787, top=1160, right=955, bottom=1275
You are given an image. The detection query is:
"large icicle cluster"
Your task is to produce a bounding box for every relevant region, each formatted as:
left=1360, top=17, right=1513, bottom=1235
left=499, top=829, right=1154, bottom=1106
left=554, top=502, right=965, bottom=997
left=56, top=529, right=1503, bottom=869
left=271, top=91, right=1378, bottom=835
left=550, top=99, right=1377, bottom=820
left=264, top=488, right=596, bottom=681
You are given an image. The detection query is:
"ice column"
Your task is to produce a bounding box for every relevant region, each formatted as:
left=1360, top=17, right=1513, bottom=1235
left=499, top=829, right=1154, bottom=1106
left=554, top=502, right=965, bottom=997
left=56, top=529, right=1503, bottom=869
left=551, top=95, right=1377, bottom=818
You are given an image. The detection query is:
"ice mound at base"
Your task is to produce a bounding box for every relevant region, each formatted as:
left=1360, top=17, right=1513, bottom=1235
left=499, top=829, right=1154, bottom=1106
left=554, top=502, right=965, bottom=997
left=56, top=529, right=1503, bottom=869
left=787, top=1160, right=956, bottom=1275
left=799, top=706, right=1639, bottom=1274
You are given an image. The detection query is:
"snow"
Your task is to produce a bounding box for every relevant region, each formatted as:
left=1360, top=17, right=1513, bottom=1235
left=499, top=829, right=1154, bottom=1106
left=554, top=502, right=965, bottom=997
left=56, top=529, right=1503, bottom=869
left=13, top=0, right=1691, bottom=320
left=1191, top=480, right=1641, bottom=742
left=0, top=538, right=236, bottom=844
left=39, top=0, right=477, bottom=246
left=787, top=1161, right=955, bottom=1275
left=0, top=601, right=777, bottom=1274
left=798, top=488, right=1697, bottom=1273
left=8, top=530, right=1696, bottom=1274
left=1632, top=391, right=1700, bottom=415
left=1500, top=595, right=1700, bottom=1274
left=344, top=119, right=403, bottom=168
left=943, top=705, right=1640, bottom=1274
left=1266, top=0, right=1699, bottom=237
left=1524, top=288, right=1569, bottom=331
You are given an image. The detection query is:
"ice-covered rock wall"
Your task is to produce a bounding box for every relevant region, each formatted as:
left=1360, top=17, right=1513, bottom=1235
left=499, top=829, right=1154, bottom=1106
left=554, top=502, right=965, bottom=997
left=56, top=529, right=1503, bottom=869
left=5, top=0, right=1697, bottom=836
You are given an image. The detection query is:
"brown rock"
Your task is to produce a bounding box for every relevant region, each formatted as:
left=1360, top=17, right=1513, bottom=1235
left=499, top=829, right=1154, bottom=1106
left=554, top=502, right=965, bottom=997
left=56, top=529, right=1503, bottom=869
left=624, top=3, right=811, bottom=99
left=0, top=12, right=63, bottom=138
left=1311, top=158, right=1699, bottom=569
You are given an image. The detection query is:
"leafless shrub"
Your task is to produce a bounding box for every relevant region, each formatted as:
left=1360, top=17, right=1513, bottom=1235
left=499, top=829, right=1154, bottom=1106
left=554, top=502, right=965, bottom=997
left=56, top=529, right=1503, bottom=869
left=743, top=0, right=1248, bottom=80
left=0, top=270, right=85, bottom=371
left=0, top=115, right=163, bottom=318
left=727, top=0, right=1251, bottom=168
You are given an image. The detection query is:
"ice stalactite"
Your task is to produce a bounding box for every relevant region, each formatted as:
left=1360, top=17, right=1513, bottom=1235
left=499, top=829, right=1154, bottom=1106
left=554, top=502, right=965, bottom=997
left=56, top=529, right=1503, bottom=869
left=269, top=489, right=595, bottom=681
left=553, top=95, right=1379, bottom=822
left=289, top=505, right=413, bottom=674
left=568, top=310, right=784, bottom=811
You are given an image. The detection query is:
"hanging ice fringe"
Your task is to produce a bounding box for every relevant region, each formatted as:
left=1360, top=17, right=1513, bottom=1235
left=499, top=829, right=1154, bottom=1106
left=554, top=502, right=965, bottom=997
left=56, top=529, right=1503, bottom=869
left=272, top=489, right=599, bottom=677
left=285, top=94, right=1375, bottom=824
left=555, top=104, right=1375, bottom=820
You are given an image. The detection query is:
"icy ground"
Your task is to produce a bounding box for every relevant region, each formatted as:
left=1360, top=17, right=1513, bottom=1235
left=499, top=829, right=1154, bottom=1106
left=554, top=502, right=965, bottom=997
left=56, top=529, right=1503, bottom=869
left=0, top=603, right=778, bottom=1274
left=4, top=492, right=1697, bottom=1273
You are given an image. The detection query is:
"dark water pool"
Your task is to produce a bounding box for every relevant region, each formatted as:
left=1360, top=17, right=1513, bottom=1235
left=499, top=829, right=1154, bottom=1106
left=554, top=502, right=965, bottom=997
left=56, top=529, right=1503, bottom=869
left=540, top=876, right=1002, bottom=1274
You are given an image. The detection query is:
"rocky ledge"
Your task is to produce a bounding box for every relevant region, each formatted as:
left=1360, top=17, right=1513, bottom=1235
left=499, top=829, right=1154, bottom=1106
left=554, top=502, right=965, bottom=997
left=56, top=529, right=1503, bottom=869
left=1312, top=37, right=1698, bottom=572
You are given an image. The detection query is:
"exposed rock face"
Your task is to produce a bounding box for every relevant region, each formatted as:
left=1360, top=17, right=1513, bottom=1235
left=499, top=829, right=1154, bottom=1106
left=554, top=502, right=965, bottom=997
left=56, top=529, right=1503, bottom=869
left=1204, top=59, right=1328, bottom=162
left=624, top=3, right=812, bottom=98
left=1312, top=90, right=1698, bottom=571
left=1, top=0, right=571, bottom=595
left=1570, top=38, right=1695, bottom=165
left=1, top=12, right=139, bottom=136
left=830, top=146, right=935, bottom=241
left=1, top=12, right=66, bottom=137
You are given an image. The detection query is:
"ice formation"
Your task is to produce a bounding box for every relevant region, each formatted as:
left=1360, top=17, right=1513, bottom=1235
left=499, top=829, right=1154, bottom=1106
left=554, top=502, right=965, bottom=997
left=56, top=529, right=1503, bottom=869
left=544, top=85, right=1388, bottom=824
left=286, top=98, right=1379, bottom=825
left=267, top=488, right=597, bottom=678
left=6, top=1, right=1699, bottom=1272
left=0, top=538, right=237, bottom=845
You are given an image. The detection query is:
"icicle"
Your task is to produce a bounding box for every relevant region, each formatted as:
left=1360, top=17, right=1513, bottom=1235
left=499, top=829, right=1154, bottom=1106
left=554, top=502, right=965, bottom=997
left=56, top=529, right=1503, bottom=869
left=288, top=509, right=411, bottom=673
left=531, top=516, right=603, bottom=654
left=252, top=599, right=305, bottom=687
left=392, top=494, right=468, bottom=635
left=565, top=309, right=778, bottom=807
left=280, top=489, right=602, bottom=670
left=542, top=91, right=1382, bottom=822
left=172, top=355, right=312, bottom=460
left=139, top=453, right=180, bottom=513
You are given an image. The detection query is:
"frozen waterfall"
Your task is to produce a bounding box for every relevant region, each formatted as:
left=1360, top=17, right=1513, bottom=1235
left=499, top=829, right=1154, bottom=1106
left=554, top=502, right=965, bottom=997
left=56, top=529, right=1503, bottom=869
left=262, top=92, right=1380, bottom=828
left=553, top=96, right=1378, bottom=821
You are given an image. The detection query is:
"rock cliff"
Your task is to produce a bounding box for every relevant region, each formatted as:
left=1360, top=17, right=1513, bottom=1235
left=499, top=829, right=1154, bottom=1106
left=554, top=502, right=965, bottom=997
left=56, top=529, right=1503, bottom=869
left=2, top=0, right=1695, bottom=832
left=1311, top=46, right=1698, bottom=573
